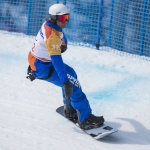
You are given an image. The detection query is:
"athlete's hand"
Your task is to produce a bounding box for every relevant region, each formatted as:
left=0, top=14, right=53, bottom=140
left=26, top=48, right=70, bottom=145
left=60, top=45, right=67, bottom=53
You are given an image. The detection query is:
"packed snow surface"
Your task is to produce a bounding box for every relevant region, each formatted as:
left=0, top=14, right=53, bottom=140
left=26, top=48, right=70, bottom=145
left=0, top=32, right=150, bottom=150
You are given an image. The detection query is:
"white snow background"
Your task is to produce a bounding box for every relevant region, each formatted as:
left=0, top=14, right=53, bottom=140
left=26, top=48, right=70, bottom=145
left=0, top=32, right=150, bottom=150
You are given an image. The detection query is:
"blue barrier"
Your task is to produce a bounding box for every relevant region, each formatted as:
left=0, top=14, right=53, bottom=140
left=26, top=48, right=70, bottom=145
left=26, top=0, right=32, bottom=35
left=108, top=0, right=114, bottom=48
left=140, top=0, right=147, bottom=56
left=96, top=0, right=103, bottom=50
left=0, top=0, right=150, bottom=58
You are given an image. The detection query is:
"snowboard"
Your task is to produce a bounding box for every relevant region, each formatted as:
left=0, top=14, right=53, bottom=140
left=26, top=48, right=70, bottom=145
left=56, top=106, right=118, bottom=140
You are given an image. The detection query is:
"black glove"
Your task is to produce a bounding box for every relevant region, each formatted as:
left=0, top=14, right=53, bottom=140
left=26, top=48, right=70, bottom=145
left=62, top=81, right=73, bottom=99
left=60, top=45, right=67, bottom=53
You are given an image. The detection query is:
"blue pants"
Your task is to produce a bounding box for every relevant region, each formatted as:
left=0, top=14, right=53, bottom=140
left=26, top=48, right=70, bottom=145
left=35, top=63, right=92, bottom=122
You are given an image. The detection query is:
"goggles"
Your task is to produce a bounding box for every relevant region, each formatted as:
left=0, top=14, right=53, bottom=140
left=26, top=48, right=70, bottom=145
left=57, top=14, right=69, bottom=23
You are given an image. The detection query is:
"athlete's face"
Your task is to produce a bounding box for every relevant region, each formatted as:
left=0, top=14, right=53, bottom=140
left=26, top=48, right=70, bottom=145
left=56, top=20, right=67, bottom=28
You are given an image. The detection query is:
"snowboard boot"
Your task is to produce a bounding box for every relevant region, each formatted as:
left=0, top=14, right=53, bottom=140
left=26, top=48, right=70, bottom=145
left=63, top=104, right=78, bottom=120
left=78, top=114, right=105, bottom=130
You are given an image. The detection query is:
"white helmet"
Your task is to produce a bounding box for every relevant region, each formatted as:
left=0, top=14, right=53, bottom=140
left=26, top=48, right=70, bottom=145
left=49, top=4, right=69, bottom=15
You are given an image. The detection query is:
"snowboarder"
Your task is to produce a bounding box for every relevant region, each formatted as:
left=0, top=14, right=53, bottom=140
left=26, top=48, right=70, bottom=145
left=27, top=3, right=104, bottom=130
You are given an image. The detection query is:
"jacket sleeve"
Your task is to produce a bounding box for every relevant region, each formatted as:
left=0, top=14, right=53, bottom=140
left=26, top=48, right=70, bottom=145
left=51, top=55, right=68, bottom=82
left=45, top=34, right=68, bottom=83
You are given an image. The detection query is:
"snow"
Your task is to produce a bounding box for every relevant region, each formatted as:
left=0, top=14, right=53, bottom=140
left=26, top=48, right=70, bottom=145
left=0, top=32, right=150, bottom=150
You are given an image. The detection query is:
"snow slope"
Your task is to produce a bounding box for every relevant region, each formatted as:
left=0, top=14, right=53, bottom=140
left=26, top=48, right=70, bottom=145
left=0, top=32, right=150, bottom=150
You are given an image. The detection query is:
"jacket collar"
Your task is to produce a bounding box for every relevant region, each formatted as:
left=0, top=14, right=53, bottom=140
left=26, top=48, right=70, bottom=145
left=46, top=21, right=62, bottom=32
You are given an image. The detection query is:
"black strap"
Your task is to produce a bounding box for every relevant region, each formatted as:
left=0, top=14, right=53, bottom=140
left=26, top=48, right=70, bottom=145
left=26, top=65, right=54, bottom=81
